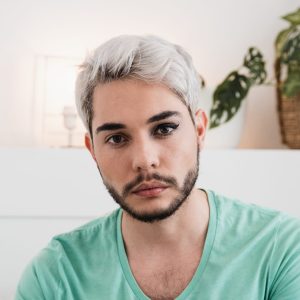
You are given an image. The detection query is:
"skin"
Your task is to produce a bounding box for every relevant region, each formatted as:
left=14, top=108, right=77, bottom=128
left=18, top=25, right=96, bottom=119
left=85, top=79, right=210, bottom=297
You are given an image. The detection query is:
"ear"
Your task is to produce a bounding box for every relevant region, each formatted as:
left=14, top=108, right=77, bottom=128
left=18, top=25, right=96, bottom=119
left=195, top=109, right=208, bottom=150
left=85, top=133, right=97, bottom=162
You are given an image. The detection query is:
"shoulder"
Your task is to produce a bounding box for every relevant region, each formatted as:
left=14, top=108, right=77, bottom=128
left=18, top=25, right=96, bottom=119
left=53, top=208, right=120, bottom=245
left=208, top=189, right=300, bottom=256
left=15, top=209, right=121, bottom=299
left=210, top=190, right=282, bottom=218
left=208, top=190, right=285, bottom=232
left=210, top=189, right=300, bottom=231
left=208, top=190, right=300, bottom=299
left=47, top=208, right=121, bottom=264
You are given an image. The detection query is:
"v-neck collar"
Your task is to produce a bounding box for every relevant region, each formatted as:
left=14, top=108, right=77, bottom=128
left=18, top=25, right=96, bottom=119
left=116, top=189, right=217, bottom=299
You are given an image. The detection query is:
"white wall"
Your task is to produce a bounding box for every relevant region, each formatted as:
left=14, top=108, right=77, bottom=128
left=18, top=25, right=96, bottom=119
left=0, top=0, right=299, bottom=148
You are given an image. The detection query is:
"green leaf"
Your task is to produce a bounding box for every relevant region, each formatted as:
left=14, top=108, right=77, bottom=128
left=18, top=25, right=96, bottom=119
left=281, top=31, right=300, bottom=64
left=275, top=27, right=295, bottom=57
left=282, top=66, right=300, bottom=97
left=243, top=47, right=267, bottom=84
left=209, top=72, right=251, bottom=129
left=282, top=8, right=300, bottom=25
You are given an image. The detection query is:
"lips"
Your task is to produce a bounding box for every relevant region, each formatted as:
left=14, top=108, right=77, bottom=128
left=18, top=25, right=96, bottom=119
left=132, top=182, right=169, bottom=197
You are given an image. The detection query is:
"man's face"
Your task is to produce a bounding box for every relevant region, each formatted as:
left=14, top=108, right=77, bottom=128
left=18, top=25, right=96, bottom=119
left=86, top=79, right=206, bottom=223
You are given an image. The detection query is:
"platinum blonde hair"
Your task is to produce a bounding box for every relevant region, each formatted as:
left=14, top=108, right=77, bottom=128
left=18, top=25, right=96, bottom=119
left=75, top=35, right=201, bottom=134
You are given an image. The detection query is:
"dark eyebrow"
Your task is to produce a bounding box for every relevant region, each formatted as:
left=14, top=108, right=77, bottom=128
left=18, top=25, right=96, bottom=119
left=95, top=123, right=126, bottom=135
left=146, top=111, right=181, bottom=124
left=95, top=111, right=181, bottom=135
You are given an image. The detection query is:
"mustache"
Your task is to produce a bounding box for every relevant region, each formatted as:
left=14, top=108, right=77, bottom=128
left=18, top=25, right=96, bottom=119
left=122, top=173, right=178, bottom=197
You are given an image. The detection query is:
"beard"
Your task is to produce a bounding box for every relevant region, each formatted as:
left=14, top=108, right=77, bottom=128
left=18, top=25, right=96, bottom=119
left=98, top=150, right=199, bottom=223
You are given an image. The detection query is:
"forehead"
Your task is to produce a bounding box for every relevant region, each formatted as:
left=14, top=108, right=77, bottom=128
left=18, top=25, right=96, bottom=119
left=92, top=79, right=190, bottom=123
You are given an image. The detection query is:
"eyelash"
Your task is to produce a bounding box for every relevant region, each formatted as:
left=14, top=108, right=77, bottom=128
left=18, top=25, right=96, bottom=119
left=105, top=123, right=179, bottom=147
left=152, top=123, right=179, bottom=137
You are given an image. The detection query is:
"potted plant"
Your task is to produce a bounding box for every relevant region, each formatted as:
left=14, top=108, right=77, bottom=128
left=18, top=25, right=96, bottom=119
left=201, top=7, right=300, bottom=149
left=209, top=47, right=267, bottom=129
left=275, top=7, right=300, bottom=148
left=199, top=47, right=267, bottom=148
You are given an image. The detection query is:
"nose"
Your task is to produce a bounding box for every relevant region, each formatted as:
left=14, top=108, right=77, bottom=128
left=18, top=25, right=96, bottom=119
left=131, top=136, right=160, bottom=172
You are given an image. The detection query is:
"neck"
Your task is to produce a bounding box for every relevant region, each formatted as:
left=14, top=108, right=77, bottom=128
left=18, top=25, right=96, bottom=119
left=121, top=188, right=209, bottom=255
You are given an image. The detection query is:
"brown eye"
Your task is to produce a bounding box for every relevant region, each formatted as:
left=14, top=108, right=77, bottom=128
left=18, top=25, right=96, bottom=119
left=154, top=123, right=179, bottom=136
left=106, top=135, right=127, bottom=145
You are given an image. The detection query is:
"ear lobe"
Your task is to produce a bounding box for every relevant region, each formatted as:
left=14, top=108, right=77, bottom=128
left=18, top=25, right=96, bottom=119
left=195, top=109, right=208, bottom=149
left=85, top=133, right=97, bottom=162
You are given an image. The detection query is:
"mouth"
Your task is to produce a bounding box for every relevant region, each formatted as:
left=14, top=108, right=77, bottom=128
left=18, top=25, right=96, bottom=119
left=132, top=182, right=169, bottom=197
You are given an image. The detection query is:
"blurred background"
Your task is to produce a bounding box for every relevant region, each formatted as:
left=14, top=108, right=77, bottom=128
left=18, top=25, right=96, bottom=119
left=1, top=1, right=300, bottom=299
left=0, top=0, right=299, bottom=149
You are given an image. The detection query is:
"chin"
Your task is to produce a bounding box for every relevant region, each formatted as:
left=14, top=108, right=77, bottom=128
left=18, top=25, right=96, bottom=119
left=122, top=194, right=188, bottom=223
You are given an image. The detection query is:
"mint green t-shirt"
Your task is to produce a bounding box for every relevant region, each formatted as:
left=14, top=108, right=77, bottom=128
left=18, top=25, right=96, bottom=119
left=15, top=190, right=300, bottom=299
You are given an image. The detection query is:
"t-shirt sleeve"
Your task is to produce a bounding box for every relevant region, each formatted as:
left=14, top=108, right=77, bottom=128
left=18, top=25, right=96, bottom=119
left=269, top=215, right=300, bottom=300
left=15, top=240, right=61, bottom=300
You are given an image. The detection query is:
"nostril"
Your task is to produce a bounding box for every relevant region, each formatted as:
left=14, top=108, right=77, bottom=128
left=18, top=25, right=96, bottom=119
left=133, top=155, right=159, bottom=172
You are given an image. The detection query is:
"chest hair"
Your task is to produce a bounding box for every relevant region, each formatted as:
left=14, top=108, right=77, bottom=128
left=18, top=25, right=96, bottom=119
left=130, top=257, right=200, bottom=300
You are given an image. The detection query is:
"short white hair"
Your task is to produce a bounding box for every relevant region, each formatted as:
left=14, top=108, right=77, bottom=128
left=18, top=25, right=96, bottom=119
left=75, top=35, right=201, bottom=134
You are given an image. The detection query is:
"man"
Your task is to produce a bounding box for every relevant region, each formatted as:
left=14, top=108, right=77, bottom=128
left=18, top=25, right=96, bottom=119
left=16, top=35, right=300, bottom=300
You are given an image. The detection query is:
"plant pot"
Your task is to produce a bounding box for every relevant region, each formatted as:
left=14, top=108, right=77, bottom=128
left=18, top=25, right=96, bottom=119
left=277, top=91, right=300, bottom=149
